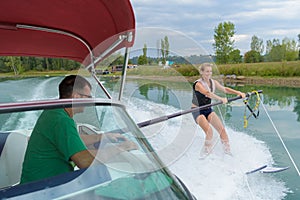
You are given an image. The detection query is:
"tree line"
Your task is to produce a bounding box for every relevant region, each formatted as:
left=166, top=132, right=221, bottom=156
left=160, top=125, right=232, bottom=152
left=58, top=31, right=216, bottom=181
left=0, top=56, right=81, bottom=74
left=136, top=36, right=170, bottom=66
left=213, top=21, right=300, bottom=64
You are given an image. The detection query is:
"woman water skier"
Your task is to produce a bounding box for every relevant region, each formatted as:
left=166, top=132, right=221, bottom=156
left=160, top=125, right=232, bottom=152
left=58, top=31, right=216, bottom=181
left=191, top=63, right=246, bottom=156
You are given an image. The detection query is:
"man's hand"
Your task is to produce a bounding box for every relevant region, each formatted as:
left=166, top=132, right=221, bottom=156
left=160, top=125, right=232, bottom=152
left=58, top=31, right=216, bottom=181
left=118, top=140, right=139, bottom=151
left=105, top=133, right=127, bottom=143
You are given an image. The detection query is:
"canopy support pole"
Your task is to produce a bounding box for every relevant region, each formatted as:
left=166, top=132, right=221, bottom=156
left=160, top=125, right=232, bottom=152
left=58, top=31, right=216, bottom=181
left=118, top=47, right=130, bottom=101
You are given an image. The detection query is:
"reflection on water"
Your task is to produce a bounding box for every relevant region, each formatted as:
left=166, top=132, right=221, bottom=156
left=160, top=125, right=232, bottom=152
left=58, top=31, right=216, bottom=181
left=138, top=83, right=170, bottom=104
left=234, top=85, right=300, bottom=122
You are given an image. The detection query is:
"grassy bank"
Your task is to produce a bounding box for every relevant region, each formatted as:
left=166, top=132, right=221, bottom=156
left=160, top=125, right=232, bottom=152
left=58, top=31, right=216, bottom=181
left=218, top=61, right=300, bottom=77
left=126, top=61, right=300, bottom=77
left=2, top=61, right=299, bottom=78
left=1, top=61, right=300, bottom=87
left=125, top=61, right=300, bottom=87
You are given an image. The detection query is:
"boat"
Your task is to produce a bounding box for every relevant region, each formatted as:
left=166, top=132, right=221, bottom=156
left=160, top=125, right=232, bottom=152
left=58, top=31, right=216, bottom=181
left=0, top=0, right=196, bottom=199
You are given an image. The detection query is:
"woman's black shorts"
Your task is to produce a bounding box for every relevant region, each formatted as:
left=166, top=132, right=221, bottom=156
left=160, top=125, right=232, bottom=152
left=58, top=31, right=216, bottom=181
left=191, top=107, right=212, bottom=123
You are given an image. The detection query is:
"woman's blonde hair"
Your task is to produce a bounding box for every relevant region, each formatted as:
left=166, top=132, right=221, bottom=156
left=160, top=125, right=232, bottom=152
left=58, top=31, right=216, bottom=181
left=199, top=63, right=213, bottom=72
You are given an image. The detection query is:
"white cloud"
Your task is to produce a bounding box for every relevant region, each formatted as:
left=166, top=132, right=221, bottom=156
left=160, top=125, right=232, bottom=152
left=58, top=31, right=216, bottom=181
left=227, top=0, right=300, bottom=24
left=234, top=34, right=251, bottom=42
left=131, top=0, right=300, bottom=55
left=264, top=28, right=300, bottom=38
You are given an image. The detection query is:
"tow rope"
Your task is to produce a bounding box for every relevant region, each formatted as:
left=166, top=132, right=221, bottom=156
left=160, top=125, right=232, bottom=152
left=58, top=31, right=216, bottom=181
left=243, top=90, right=261, bottom=128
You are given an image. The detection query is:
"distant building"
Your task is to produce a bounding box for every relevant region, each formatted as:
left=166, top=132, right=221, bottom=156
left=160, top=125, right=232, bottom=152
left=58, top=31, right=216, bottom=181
left=111, top=65, right=123, bottom=72
left=128, top=64, right=137, bottom=69
left=95, top=69, right=110, bottom=75
left=111, top=64, right=137, bottom=72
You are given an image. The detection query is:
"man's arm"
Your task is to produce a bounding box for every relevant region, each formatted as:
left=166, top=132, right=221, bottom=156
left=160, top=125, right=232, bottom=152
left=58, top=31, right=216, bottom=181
left=70, top=150, right=95, bottom=168
left=80, top=134, right=101, bottom=146
left=71, top=140, right=138, bottom=168
left=80, top=133, right=128, bottom=146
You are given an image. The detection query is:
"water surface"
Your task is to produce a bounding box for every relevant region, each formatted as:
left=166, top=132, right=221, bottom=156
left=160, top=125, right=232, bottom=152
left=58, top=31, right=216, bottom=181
left=1, top=77, right=299, bottom=199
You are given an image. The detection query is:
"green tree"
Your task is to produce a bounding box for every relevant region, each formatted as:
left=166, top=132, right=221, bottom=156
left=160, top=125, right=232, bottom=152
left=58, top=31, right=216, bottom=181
left=298, top=34, right=300, bottom=60
left=265, top=38, right=298, bottom=62
left=164, top=36, right=169, bottom=61
left=161, top=39, right=165, bottom=64
left=244, top=35, right=264, bottom=63
left=267, top=44, right=285, bottom=62
left=282, top=37, right=298, bottom=61
left=137, top=55, right=147, bottom=65
left=142, top=43, right=148, bottom=64
left=213, top=21, right=235, bottom=64
left=244, top=50, right=261, bottom=63
left=250, top=35, right=264, bottom=54
left=228, top=49, right=242, bottom=63
left=265, top=40, right=273, bottom=55
left=4, top=56, right=23, bottom=75
left=44, top=58, right=50, bottom=70
left=160, top=36, right=170, bottom=65
left=0, top=57, right=12, bottom=73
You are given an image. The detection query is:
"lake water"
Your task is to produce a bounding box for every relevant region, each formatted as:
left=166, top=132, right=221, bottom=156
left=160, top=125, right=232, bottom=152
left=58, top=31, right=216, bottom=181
left=0, top=76, right=299, bottom=200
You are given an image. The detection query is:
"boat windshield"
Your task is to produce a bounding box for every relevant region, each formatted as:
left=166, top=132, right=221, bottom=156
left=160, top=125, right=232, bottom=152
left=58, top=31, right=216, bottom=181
left=0, top=101, right=192, bottom=199
left=68, top=103, right=190, bottom=199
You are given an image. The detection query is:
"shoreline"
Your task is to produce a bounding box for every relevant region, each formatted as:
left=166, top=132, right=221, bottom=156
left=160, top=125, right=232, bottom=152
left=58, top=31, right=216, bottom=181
left=1, top=73, right=300, bottom=88
left=126, top=75, right=300, bottom=88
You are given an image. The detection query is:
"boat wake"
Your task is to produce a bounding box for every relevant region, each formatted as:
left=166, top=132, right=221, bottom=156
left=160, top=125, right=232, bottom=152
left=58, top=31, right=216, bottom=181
left=1, top=77, right=61, bottom=131
left=125, top=96, right=289, bottom=200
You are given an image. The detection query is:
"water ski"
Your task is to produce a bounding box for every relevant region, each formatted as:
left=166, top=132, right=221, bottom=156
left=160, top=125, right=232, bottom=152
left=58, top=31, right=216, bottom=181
left=246, top=165, right=289, bottom=174
left=261, top=166, right=289, bottom=173
left=245, top=165, right=267, bottom=175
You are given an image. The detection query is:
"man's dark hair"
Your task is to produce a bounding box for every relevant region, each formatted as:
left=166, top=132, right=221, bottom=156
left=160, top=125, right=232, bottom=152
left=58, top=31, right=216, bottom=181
left=59, top=75, right=91, bottom=99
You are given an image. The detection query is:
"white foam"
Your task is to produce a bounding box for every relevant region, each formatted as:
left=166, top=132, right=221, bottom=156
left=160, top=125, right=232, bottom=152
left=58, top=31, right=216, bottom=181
left=125, top=96, right=289, bottom=200
left=3, top=77, right=60, bottom=130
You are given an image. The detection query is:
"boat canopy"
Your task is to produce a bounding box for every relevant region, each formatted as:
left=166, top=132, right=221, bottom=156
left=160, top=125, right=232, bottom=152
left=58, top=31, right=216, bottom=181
left=0, top=0, right=135, bottom=67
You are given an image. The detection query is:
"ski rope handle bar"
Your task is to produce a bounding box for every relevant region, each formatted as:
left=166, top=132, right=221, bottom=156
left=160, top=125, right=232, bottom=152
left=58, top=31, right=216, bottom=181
left=243, top=90, right=261, bottom=128
left=137, top=90, right=263, bottom=128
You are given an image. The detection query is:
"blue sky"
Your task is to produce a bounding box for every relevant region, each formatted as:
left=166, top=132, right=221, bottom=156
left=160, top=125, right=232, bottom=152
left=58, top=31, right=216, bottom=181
left=130, top=0, right=300, bottom=56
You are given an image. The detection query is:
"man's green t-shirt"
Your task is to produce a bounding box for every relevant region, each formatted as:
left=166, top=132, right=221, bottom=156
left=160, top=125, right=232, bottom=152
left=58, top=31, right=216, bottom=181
left=20, top=109, right=87, bottom=184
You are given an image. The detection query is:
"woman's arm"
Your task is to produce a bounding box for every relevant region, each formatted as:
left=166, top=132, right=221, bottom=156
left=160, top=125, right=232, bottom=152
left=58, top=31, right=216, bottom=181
left=214, top=80, right=246, bottom=98
left=195, top=82, right=227, bottom=103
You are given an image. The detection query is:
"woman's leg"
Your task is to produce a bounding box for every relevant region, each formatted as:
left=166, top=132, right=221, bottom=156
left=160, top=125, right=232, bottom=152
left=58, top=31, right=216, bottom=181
left=207, top=112, right=231, bottom=153
left=196, top=114, right=214, bottom=152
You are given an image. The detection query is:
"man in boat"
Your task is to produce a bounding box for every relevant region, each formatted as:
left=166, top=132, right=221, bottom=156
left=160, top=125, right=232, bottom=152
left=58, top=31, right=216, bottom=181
left=191, top=63, right=246, bottom=156
left=20, top=75, right=137, bottom=184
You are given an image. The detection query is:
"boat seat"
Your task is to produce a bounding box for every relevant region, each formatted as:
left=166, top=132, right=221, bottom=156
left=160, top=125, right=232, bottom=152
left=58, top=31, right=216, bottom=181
left=0, top=130, right=31, bottom=188
left=0, top=164, right=111, bottom=199
left=0, top=132, right=9, bottom=157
